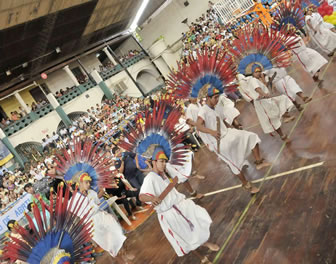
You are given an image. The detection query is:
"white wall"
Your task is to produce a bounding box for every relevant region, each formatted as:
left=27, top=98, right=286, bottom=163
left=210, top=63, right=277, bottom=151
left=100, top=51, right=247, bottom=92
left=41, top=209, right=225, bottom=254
left=9, top=111, right=61, bottom=147
left=79, top=53, right=103, bottom=73
left=62, top=86, right=105, bottom=114
left=105, top=57, right=163, bottom=97
left=115, top=38, right=139, bottom=56
left=44, top=70, right=76, bottom=94
left=138, top=0, right=219, bottom=49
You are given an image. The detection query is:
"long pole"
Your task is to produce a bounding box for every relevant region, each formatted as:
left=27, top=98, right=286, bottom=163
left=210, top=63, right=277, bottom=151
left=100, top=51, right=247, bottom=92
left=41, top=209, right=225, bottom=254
left=106, top=45, right=146, bottom=97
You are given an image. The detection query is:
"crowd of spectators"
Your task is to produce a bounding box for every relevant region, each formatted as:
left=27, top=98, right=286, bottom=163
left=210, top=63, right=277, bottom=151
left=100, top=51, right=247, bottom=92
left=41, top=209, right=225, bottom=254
left=181, top=0, right=281, bottom=63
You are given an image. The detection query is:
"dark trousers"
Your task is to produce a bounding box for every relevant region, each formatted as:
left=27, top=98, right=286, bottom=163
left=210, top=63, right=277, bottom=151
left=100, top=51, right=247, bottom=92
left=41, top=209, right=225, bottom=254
left=128, top=170, right=145, bottom=189
left=117, top=189, right=141, bottom=216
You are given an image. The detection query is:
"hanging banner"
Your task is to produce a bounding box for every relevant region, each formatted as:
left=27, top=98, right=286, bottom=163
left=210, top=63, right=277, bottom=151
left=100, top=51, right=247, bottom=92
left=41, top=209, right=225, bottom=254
left=0, top=141, right=13, bottom=166
left=0, top=193, right=32, bottom=234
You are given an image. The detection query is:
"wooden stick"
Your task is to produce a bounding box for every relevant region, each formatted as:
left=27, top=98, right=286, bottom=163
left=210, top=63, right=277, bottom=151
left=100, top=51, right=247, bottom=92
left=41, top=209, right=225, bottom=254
left=216, top=116, right=221, bottom=155
left=147, top=176, right=178, bottom=215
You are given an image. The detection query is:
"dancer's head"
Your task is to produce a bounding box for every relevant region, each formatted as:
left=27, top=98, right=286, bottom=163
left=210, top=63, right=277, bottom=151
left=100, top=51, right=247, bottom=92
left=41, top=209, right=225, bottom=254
left=78, top=172, right=92, bottom=191
left=151, top=147, right=168, bottom=174
left=206, top=85, right=221, bottom=107
left=252, top=64, right=262, bottom=78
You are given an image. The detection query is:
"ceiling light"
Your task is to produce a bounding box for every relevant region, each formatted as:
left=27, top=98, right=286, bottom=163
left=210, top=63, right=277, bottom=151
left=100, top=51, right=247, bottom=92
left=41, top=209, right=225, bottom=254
left=130, top=0, right=150, bottom=32
left=55, top=47, right=61, bottom=53
left=6, top=70, right=11, bottom=76
left=22, top=62, right=28, bottom=68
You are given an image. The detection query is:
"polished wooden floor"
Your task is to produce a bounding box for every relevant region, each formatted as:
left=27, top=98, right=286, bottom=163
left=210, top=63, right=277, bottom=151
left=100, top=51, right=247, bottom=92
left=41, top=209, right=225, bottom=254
left=98, top=53, right=336, bottom=263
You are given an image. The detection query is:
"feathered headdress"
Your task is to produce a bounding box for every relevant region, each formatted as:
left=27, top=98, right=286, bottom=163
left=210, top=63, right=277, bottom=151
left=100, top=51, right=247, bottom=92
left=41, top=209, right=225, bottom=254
left=298, top=0, right=320, bottom=10
left=229, top=26, right=299, bottom=75
left=118, top=101, right=188, bottom=166
left=166, top=48, right=236, bottom=99
left=48, top=137, right=115, bottom=189
left=273, top=0, right=305, bottom=31
left=1, top=184, right=93, bottom=264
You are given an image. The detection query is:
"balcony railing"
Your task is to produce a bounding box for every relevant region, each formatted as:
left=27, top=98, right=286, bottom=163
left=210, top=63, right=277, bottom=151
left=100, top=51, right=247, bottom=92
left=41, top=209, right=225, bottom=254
left=5, top=53, right=147, bottom=138
left=3, top=114, right=34, bottom=137
left=99, top=52, right=147, bottom=81
left=34, top=104, right=53, bottom=118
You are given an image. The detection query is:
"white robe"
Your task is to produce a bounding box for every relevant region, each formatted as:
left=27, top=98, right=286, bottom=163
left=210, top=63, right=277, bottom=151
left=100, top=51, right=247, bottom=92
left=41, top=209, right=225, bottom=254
left=70, top=190, right=126, bottom=257
left=239, top=75, right=294, bottom=133
left=185, top=102, right=209, bottom=145
left=198, top=104, right=260, bottom=175
left=215, top=94, right=240, bottom=125
left=306, top=13, right=336, bottom=54
left=166, top=150, right=193, bottom=183
left=140, top=172, right=212, bottom=256
left=265, top=68, right=302, bottom=101
left=291, top=36, right=328, bottom=76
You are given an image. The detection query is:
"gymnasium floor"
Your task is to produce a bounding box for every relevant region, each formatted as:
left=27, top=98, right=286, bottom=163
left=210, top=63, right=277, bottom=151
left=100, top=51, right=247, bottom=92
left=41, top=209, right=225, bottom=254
left=98, top=54, right=336, bottom=264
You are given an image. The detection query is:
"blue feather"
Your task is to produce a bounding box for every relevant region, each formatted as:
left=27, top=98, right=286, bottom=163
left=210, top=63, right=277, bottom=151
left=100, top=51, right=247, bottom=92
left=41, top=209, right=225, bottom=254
left=238, top=53, right=272, bottom=74
left=64, top=163, right=98, bottom=189
left=191, top=74, right=224, bottom=97
left=27, top=231, right=74, bottom=264
left=137, top=133, right=172, bottom=158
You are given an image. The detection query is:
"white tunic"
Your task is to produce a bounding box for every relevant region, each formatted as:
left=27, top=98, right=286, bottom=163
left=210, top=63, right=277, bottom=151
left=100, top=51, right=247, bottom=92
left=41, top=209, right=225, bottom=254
left=241, top=76, right=294, bottom=133
left=185, top=103, right=200, bottom=123
left=290, top=36, right=328, bottom=76
left=265, top=68, right=302, bottom=101
left=140, top=172, right=212, bottom=256
left=198, top=104, right=261, bottom=175
left=305, top=13, right=336, bottom=54
left=70, top=190, right=126, bottom=257
left=215, top=94, right=240, bottom=125
left=166, top=151, right=193, bottom=183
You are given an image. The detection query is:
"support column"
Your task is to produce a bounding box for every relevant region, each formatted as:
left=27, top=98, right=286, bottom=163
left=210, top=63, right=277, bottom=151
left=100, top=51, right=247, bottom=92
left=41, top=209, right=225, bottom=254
left=103, top=47, right=117, bottom=65
left=131, top=34, right=166, bottom=81
left=107, top=46, right=146, bottom=97
left=0, top=129, right=24, bottom=168
left=14, top=92, right=38, bottom=120
left=46, top=93, right=72, bottom=127
left=63, top=65, right=80, bottom=86
left=91, top=70, right=114, bottom=99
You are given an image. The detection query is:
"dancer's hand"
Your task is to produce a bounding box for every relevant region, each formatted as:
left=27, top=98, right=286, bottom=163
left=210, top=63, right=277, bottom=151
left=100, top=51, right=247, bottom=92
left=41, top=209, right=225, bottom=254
left=210, top=129, right=220, bottom=140
left=151, top=196, right=162, bottom=206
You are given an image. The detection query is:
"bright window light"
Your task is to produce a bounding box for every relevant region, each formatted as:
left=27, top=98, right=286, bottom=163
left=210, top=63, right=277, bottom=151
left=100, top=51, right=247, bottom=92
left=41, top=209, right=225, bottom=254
left=129, top=0, right=150, bottom=32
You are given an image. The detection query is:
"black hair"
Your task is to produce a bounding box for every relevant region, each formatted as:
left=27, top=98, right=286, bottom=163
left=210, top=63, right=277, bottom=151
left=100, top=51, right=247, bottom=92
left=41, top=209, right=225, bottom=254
left=112, top=146, right=119, bottom=154
left=27, top=202, right=33, bottom=212
left=24, top=182, right=33, bottom=192
left=7, top=220, right=16, bottom=231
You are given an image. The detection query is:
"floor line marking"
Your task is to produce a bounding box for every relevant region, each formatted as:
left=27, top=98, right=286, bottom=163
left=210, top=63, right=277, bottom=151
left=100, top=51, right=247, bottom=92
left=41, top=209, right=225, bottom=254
left=200, top=161, right=324, bottom=197
left=213, top=54, right=334, bottom=263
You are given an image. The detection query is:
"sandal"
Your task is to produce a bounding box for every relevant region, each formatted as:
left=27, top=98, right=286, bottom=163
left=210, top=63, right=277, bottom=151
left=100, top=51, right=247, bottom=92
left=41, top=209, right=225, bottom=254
left=255, top=159, right=272, bottom=170
left=283, top=116, right=295, bottom=123
left=201, top=256, right=212, bottom=264
left=242, top=182, right=260, bottom=194
left=281, top=135, right=291, bottom=143
left=303, top=97, right=312, bottom=104
left=190, top=191, right=204, bottom=199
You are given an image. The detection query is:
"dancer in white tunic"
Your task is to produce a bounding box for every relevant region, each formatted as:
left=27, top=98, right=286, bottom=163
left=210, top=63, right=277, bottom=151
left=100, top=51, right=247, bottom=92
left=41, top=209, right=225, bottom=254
left=290, top=34, right=328, bottom=84
left=305, top=9, right=336, bottom=56
left=264, top=67, right=312, bottom=110
left=72, top=173, right=130, bottom=262
left=238, top=65, right=294, bottom=141
left=197, top=86, right=271, bottom=194
left=166, top=149, right=204, bottom=198
left=215, top=93, right=242, bottom=129
left=139, top=147, right=218, bottom=263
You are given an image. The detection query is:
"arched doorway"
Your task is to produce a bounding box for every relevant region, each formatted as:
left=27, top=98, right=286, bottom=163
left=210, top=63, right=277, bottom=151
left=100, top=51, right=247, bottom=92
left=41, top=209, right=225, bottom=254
left=15, top=142, right=43, bottom=164
left=135, top=70, right=164, bottom=95
left=57, top=111, right=87, bottom=131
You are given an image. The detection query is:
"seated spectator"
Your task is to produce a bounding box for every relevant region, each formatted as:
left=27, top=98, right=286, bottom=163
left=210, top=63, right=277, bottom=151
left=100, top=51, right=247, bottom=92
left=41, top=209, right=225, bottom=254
left=112, top=146, right=145, bottom=190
